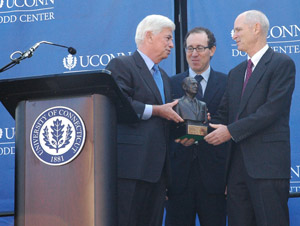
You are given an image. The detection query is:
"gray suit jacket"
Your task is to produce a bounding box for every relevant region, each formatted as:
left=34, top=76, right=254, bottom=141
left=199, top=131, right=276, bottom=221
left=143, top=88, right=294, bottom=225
left=106, top=50, right=172, bottom=183
left=215, top=47, right=295, bottom=179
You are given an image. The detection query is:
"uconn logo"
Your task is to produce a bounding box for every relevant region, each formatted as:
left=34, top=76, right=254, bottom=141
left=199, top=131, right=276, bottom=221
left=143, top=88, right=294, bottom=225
left=0, top=0, right=55, bottom=23
left=30, top=106, right=86, bottom=166
left=0, top=0, right=54, bottom=9
left=63, top=51, right=132, bottom=72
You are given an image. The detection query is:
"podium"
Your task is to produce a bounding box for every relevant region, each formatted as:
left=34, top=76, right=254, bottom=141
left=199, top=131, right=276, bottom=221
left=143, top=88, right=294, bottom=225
left=0, top=70, right=137, bottom=226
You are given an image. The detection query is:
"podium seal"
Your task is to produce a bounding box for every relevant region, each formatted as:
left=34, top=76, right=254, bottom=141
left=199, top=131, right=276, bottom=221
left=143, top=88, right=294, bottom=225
left=30, top=106, right=86, bottom=166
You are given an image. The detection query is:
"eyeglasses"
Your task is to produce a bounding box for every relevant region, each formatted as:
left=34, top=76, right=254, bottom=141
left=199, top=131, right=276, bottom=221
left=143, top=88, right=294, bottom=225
left=185, top=46, right=210, bottom=53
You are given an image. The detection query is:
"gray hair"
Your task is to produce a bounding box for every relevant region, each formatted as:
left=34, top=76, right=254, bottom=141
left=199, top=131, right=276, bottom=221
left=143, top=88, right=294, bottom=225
left=242, top=10, right=269, bottom=37
left=135, top=14, right=175, bottom=47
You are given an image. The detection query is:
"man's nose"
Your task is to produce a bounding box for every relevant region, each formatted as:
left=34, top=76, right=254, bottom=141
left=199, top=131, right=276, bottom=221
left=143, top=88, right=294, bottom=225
left=170, top=40, right=174, bottom=48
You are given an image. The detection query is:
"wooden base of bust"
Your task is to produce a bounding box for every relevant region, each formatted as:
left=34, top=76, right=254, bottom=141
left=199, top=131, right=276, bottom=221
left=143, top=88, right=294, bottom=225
left=172, top=120, right=208, bottom=141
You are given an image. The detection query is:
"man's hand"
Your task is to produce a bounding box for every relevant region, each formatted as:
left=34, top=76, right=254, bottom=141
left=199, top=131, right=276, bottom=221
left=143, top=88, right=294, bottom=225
left=152, top=99, right=184, bottom=123
left=204, top=123, right=231, bottom=145
left=175, top=137, right=195, bottom=146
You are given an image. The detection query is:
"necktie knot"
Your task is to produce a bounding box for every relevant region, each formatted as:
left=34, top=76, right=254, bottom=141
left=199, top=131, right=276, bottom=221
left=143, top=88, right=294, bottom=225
left=194, top=74, right=203, bottom=83
left=247, top=59, right=253, bottom=71
left=153, top=64, right=159, bottom=72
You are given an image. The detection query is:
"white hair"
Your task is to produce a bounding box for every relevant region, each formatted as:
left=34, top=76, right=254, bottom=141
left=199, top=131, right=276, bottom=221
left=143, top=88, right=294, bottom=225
left=135, top=14, right=175, bottom=47
left=242, top=10, right=269, bottom=37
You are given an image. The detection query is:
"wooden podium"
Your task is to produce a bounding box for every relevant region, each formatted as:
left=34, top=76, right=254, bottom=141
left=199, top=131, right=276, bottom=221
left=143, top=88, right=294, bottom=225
left=0, top=70, right=137, bottom=226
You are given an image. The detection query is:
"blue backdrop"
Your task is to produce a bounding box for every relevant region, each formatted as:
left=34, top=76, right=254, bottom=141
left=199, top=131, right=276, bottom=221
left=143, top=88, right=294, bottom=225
left=0, top=0, right=174, bottom=225
left=188, top=0, right=300, bottom=225
left=1, top=0, right=300, bottom=225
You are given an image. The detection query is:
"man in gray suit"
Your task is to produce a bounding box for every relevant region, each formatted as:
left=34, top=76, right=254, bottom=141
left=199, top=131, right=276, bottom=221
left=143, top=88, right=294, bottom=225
left=106, top=15, right=184, bottom=226
left=205, top=10, right=295, bottom=226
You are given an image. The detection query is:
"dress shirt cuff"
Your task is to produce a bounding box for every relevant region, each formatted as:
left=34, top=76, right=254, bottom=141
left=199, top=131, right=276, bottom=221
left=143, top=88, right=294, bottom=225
left=228, top=124, right=237, bottom=142
left=142, top=104, right=152, bottom=120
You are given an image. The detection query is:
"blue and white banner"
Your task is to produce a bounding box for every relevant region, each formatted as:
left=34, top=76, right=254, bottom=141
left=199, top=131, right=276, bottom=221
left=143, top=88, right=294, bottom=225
left=0, top=0, right=175, bottom=224
left=0, top=0, right=175, bottom=79
left=2, top=0, right=300, bottom=225
left=188, top=0, right=300, bottom=225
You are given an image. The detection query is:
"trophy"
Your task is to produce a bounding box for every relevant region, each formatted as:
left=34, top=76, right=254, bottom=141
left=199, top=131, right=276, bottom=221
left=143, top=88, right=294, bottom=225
left=172, top=77, right=208, bottom=141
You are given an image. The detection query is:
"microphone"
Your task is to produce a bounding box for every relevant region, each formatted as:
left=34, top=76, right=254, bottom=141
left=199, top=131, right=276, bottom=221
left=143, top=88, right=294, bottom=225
left=0, top=41, right=77, bottom=73
left=68, top=47, right=77, bottom=55
left=21, top=42, right=41, bottom=59
left=39, top=41, right=77, bottom=55
left=13, top=41, right=76, bottom=61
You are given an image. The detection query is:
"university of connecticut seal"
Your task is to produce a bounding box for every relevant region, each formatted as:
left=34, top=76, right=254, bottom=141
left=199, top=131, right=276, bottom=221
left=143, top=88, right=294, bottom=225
left=63, top=54, right=77, bottom=70
left=30, top=106, right=86, bottom=166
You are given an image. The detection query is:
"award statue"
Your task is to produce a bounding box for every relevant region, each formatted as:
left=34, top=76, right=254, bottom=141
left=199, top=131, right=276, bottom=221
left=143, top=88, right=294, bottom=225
left=173, top=77, right=208, bottom=141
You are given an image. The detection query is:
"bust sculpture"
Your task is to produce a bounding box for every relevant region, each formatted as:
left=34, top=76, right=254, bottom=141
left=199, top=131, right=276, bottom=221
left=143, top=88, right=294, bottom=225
left=174, top=77, right=207, bottom=122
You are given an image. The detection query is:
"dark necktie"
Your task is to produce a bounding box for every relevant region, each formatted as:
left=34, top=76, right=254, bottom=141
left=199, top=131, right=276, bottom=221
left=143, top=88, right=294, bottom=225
left=241, top=59, right=253, bottom=96
left=152, top=64, right=165, bottom=104
left=194, top=74, right=203, bottom=100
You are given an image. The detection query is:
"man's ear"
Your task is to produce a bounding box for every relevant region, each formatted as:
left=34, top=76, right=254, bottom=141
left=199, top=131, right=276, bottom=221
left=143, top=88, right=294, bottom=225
left=209, top=46, right=216, bottom=57
left=253, top=22, right=261, bottom=36
left=145, top=31, right=153, bottom=43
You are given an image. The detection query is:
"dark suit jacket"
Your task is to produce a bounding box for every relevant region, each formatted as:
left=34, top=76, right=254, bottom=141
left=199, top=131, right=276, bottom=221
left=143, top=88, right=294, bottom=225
left=105, top=50, right=172, bottom=183
left=215, top=47, right=295, bottom=180
left=169, top=68, right=228, bottom=194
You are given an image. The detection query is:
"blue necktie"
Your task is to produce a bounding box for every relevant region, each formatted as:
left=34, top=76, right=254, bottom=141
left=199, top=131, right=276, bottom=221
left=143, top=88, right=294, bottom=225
left=152, top=64, right=165, bottom=104
left=194, top=74, right=203, bottom=100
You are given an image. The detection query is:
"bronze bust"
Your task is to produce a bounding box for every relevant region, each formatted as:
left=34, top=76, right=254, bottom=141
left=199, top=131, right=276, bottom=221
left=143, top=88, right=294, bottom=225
left=174, top=77, right=207, bottom=122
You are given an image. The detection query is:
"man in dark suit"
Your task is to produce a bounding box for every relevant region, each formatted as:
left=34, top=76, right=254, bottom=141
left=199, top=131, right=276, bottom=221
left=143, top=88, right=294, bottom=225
left=105, top=15, right=184, bottom=226
left=165, top=27, right=227, bottom=226
left=205, top=10, right=295, bottom=226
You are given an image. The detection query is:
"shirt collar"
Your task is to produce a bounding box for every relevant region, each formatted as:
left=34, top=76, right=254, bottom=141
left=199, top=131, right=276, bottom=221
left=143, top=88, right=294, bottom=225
left=137, top=49, right=155, bottom=71
left=248, top=44, right=269, bottom=68
left=189, top=66, right=211, bottom=83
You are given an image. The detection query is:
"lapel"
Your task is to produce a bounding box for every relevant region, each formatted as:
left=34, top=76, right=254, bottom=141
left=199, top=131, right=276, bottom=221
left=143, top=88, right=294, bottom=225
left=161, top=70, right=172, bottom=103
left=203, top=69, right=220, bottom=104
left=233, top=63, right=246, bottom=120
left=133, top=51, right=163, bottom=104
left=237, top=48, right=273, bottom=116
